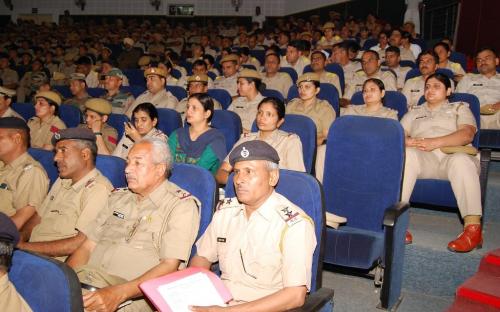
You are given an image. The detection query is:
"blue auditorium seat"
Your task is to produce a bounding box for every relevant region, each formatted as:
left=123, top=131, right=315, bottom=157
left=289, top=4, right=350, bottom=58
left=123, top=69, right=146, bottom=87
left=87, top=87, right=106, bottom=98
left=166, top=85, right=187, bottom=101
left=211, top=110, right=242, bottom=153
left=59, top=104, right=82, bottom=127
left=350, top=90, right=408, bottom=120
left=405, top=68, right=455, bottom=82
left=171, top=68, right=182, bottom=79
left=323, top=116, right=409, bottom=310
left=95, top=155, right=127, bottom=188
left=107, top=113, right=129, bottom=140
left=52, top=85, right=72, bottom=99
left=120, top=85, right=146, bottom=98
left=207, top=89, right=232, bottom=110
left=279, top=67, right=298, bottom=84
left=28, top=148, right=58, bottom=186
left=261, top=89, right=285, bottom=102
left=156, top=108, right=182, bottom=136
left=11, top=102, right=35, bottom=120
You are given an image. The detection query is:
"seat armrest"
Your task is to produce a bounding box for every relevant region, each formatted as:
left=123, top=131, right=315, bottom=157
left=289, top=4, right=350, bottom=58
left=383, top=202, right=411, bottom=227
left=287, top=288, right=335, bottom=312
left=479, top=148, right=491, bottom=208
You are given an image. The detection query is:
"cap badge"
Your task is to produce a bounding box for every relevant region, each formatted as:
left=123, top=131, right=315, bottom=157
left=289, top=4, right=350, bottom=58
left=54, top=132, right=61, bottom=140
left=241, top=147, right=249, bottom=158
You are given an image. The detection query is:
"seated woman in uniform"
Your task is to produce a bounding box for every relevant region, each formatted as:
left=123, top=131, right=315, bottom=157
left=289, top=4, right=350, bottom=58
left=168, top=93, right=226, bottom=174
left=28, top=91, right=66, bottom=150
left=342, top=78, right=398, bottom=120
left=433, top=42, right=465, bottom=81
left=112, top=102, right=167, bottom=159
left=401, top=72, right=482, bottom=252
left=286, top=73, right=336, bottom=182
left=216, top=97, right=306, bottom=185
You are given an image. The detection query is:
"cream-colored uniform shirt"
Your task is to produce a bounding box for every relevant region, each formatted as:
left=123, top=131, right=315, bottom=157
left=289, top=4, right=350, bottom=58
left=342, top=104, right=398, bottom=120
left=112, top=128, right=168, bottom=160
left=226, top=130, right=306, bottom=172
left=342, top=61, right=362, bottom=94
left=242, top=57, right=262, bottom=72
left=84, top=180, right=200, bottom=281
left=27, top=115, right=67, bottom=149
left=0, top=107, right=23, bottom=120
left=399, top=47, right=416, bottom=62
left=261, top=72, right=293, bottom=98
left=0, top=68, right=19, bottom=87
left=78, top=123, right=118, bottom=153
left=286, top=98, right=336, bottom=139
left=402, top=76, right=425, bottom=109
left=126, top=89, right=179, bottom=118
left=456, top=73, right=500, bottom=129
left=228, top=93, right=265, bottom=132
left=387, top=66, right=412, bottom=90
left=213, top=74, right=238, bottom=97
left=0, top=274, right=33, bottom=312
left=30, top=169, right=113, bottom=252
left=344, top=69, right=397, bottom=100
left=281, top=56, right=310, bottom=76
left=443, top=60, right=465, bottom=77
left=0, top=152, right=49, bottom=217
left=196, top=191, right=316, bottom=302
left=318, top=71, right=342, bottom=96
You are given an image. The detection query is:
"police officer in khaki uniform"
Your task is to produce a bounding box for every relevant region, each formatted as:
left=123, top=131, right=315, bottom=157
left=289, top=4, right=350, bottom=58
left=310, top=50, right=342, bottom=96
left=456, top=47, right=500, bottom=129
left=0, top=53, right=19, bottom=90
left=0, top=118, right=49, bottom=229
left=80, top=98, right=118, bottom=154
left=175, top=74, right=222, bottom=119
left=125, top=67, right=179, bottom=118
left=0, top=87, right=23, bottom=119
left=0, top=213, right=33, bottom=312
left=214, top=54, right=240, bottom=98
left=343, top=50, right=397, bottom=101
left=67, top=138, right=200, bottom=312
left=383, top=46, right=412, bottom=90
left=19, top=128, right=113, bottom=261
left=190, top=140, right=316, bottom=310
left=261, top=53, right=293, bottom=98
left=316, top=22, right=343, bottom=49
left=28, top=91, right=67, bottom=150
left=191, top=59, right=215, bottom=89
left=101, top=68, right=135, bottom=114
left=63, top=73, right=91, bottom=112
left=400, top=73, right=482, bottom=252
left=281, top=40, right=310, bottom=76
left=434, top=42, right=466, bottom=80
left=228, top=69, right=265, bottom=133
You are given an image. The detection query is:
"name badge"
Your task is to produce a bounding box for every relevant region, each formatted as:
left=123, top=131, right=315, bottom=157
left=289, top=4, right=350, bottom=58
left=113, top=211, right=125, bottom=219
left=217, top=237, right=226, bottom=243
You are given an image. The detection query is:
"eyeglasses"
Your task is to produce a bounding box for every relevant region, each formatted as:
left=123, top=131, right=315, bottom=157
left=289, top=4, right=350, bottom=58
left=239, top=249, right=257, bottom=279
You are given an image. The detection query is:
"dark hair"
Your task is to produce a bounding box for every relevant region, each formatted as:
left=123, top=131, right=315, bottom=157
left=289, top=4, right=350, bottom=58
left=390, top=28, right=402, bottom=36
left=258, top=97, right=285, bottom=121
left=202, top=54, right=215, bottom=65
left=476, top=46, right=498, bottom=57
left=0, top=239, right=14, bottom=271
left=75, top=139, right=97, bottom=164
left=333, top=42, right=349, bottom=52
left=418, top=50, right=439, bottom=65
left=239, top=47, right=250, bottom=56
left=102, top=58, right=118, bottom=67
left=188, top=93, right=214, bottom=122
left=385, top=45, right=400, bottom=55
left=240, top=77, right=263, bottom=92
left=401, top=31, right=412, bottom=41
left=132, top=102, right=159, bottom=126
left=426, top=72, right=452, bottom=90
left=266, top=45, right=281, bottom=55
left=362, top=50, right=380, bottom=60
left=192, top=59, right=207, bottom=69
left=378, top=31, right=390, bottom=39
left=311, top=50, right=326, bottom=60
left=433, top=42, right=450, bottom=53
left=287, top=40, right=302, bottom=50
left=164, top=60, right=173, bottom=70
left=362, top=78, right=385, bottom=103
left=265, top=53, right=281, bottom=63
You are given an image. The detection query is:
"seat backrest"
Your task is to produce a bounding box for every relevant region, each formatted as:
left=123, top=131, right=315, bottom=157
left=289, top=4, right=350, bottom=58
left=179, top=60, right=193, bottom=76
left=207, top=71, right=217, bottom=81
left=449, top=51, right=467, bottom=71
left=211, top=110, right=242, bottom=153
left=261, top=89, right=285, bottom=102
left=170, top=164, right=217, bottom=252
left=95, top=155, right=127, bottom=188
left=120, top=85, right=146, bottom=98
left=350, top=91, right=408, bottom=120
left=171, top=68, right=182, bottom=79
left=323, top=116, right=404, bottom=232
left=123, top=69, right=146, bottom=87
left=287, top=83, right=340, bottom=117
left=363, top=38, right=379, bottom=50
left=12, top=102, right=35, bottom=120
left=10, top=249, right=83, bottom=312
left=225, top=169, right=324, bottom=291
left=59, top=104, right=82, bottom=128
left=207, top=89, right=232, bottom=110
left=87, top=87, right=106, bottom=98
left=28, top=148, right=58, bottom=186
left=249, top=49, right=266, bottom=65
left=52, top=85, right=72, bottom=99
left=241, top=64, right=256, bottom=70
left=156, top=108, right=182, bottom=136
left=107, top=113, right=129, bottom=140
left=399, top=60, right=416, bottom=68
left=405, top=68, right=454, bottom=82
left=166, top=85, right=188, bottom=101
left=279, top=67, right=298, bottom=84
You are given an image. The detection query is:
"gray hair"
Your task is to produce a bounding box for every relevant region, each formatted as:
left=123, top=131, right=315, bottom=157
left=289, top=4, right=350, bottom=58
left=137, top=137, right=172, bottom=175
left=265, top=160, right=279, bottom=172
left=74, top=139, right=97, bottom=164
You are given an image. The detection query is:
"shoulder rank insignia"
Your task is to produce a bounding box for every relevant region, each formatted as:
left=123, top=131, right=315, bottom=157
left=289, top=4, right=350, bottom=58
left=112, top=187, right=129, bottom=193
left=175, top=189, right=192, bottom=199
left=277, top=205, right=303, bottom=227
left=85, top=178, right=96, bottom=188
left=23, top=164, right=33, bottom=171
left=216, top=197, right=241, bottom=210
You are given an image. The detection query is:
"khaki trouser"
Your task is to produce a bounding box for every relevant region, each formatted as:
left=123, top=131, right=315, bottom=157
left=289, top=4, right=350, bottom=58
left=76, top=266, right=153, bottom=312
left=480, top=113, right=500, bottom=130
left=315, top=144, right=327, bottom=183
left=401, top=147, right=482, bottom=217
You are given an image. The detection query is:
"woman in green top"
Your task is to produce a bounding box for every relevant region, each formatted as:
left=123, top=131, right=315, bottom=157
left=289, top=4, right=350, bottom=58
left=168, top=93, right=226, bottom=174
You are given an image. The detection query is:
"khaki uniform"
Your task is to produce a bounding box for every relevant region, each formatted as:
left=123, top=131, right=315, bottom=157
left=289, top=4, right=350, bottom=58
left=175, top=97, right=222, bottom=119
left=213, top=74, right=238, bottom=97
left=400, top=101, right=481, bottom=217
left=370, top=44, right=388, bottom=63
left=78, top=123, right=118, bottom=152
left=196, top=191, right=316, bottom=302
left=113, top=128, right=167, bottom=160
left=63, top=92, right=91, bottom=112
left=78, top=180, right=200, bottom=311
left=101, top=91, right=135, bottom=115
left=226, top=130, right=306, bottom=172
left=344, top=69, right=397, bottom=100
left=261, top=72, right=293, bottom=98
left=228, top=93, right=265, bottom=132
left=0, top=152, right=49, bottom=217
left=27, top=115, right=67, bottom=149
left=0, top=68, right=19, bottom=88
left=318, top=71, right=342, bottom=96
left=317, top=36, right=342, bottom=49
left=341, top=104, right=398, bottom=120
left=402, top=76, right=425, bottom=109
left=0, top=107, right=24, bottom=120
left=242, top=57, right=261, bottom=72
left=280, top=55, right=310, bottom=76
left=126, top=89, right=179, bottom=118
left=443, top=61, right=465, bottom=77
left=342, top=61, right=362, bottom=93
left=399, top=47, right=416, bottom=62
left=456, top=73, right=500, bottom=129
left=86, top=71, right=100, bottom=88
left=30, top=169, right=113, bottom=260
left=286, top=98, right=336, bottom=139
left=0, top=274, right=33, bottom=312
left=386, top=66, right=412, bottom=90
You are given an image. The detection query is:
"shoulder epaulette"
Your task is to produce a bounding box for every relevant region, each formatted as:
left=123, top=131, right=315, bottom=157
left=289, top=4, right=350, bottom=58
left=216, top=197, right=241, bottom=210
left=85, top=178, right=96, bottom=188
left=276, top=205, right=304, bottom=227
left=174, top=188, right=192, bottom=199
left=23, top=164, right=33, bottom=171
left=112, top=187, right=129, bottom=193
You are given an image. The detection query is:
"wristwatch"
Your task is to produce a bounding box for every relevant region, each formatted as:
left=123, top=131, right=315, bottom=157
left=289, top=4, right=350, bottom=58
left=94, top=132, right=103, bottom=136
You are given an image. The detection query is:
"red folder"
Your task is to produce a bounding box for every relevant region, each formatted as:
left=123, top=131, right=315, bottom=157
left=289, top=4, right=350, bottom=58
left=140, top=267, right=233, bottom=312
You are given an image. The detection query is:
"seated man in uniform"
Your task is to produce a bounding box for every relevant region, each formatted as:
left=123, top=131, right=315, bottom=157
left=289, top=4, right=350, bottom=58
left=261, top=53, right=293, bottom=98
left=0, top=117, right=49, bottom=229
left=402, top=50, right=440, bottom=109
left=175, top=74, right=222, bottom=119
left=0, top=212, right=32, bottom=312
left=456, top=47, right=500, bottom=129
left=100, top=68, right=135, bottom=114
left=18, top=128, right=113, bottom=261
left=281, top=40, right=310, bottom=76
left=80, top=98, right=118, bottom=155
left=383, top=46, right=412, bottom=91
left=310, top=50, right=342, bottom=96
left=67, top=138, right=200, bottom=312
left=0, top=87, right=23, bottom=119
left=213, top=54, right=240, bottom=99
left=63, top=73, right=91, bottom=113
left=190, top=140, right=316, bottom=311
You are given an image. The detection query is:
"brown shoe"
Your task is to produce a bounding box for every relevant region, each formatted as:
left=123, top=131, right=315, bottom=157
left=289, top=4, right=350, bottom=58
left=405, top=230, right=413, bottom=245
left=447, top=224, right=483, bottom=253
